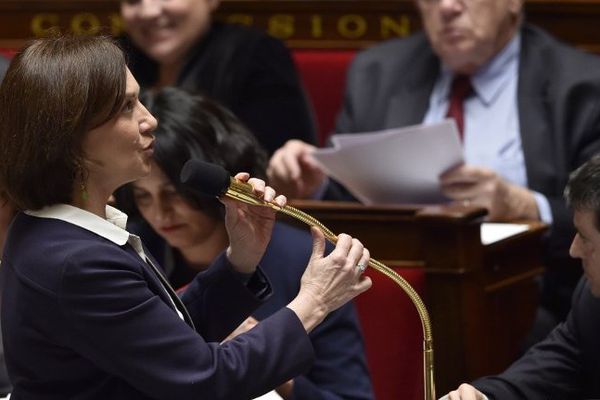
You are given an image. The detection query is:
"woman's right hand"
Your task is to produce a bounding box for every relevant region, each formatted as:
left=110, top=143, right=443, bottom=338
left=287, top=227, right=372, bottom=332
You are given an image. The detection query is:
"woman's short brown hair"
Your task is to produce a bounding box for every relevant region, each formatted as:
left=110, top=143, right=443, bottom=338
left=0, top=35, right=127, bottom=210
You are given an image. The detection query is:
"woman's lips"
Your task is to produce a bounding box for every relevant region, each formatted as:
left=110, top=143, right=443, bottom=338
left=160, top=224, right=184, bottom=233
left=142, top=26, right=174, bottom=42
left=142, top=141, right=155, bottom=156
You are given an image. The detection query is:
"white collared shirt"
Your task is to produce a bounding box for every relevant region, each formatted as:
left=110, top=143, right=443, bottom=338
left=26, top=204, right=184, bottom=320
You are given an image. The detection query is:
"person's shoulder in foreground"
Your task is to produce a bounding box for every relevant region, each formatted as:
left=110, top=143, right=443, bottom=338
left=469, top=277, right=597, bottom=399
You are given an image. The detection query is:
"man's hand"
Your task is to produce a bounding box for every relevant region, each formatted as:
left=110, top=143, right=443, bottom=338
left=267, top=139, right=326, bottom=199
left=440, top=165, right=540, bottom=221
left=444, top=383, right=487, bottom=400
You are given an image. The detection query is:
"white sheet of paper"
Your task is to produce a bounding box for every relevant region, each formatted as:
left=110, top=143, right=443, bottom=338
left=481, top=222, right=529, bottom=245
left=329, top=126, right=409, bottom=148
left=253, top=391, right=283, bottom=400
left=312, top=120, right=463, bottom=204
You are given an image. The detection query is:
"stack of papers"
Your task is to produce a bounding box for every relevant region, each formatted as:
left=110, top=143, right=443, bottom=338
left=312, top=120, right=464, bottom=205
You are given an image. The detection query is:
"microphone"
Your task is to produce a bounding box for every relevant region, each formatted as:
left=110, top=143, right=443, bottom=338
left=179, top=159, right=436, bottom=400
left=180, top=159, right=231, bottom=198
left=180, top=159, right=277, bottom=209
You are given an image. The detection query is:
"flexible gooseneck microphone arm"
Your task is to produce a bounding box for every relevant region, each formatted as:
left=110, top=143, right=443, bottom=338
left=180, top=160, right=436, bottom=400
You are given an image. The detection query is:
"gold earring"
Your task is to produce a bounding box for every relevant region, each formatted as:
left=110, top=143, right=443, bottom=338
left=81, top=182, right=89, bottom=202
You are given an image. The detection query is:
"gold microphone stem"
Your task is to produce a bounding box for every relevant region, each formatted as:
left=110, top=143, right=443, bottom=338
left=225, top=186, right=436, bottom=400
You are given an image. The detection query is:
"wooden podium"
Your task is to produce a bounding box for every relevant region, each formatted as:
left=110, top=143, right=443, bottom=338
left=286, top=200, right=546, bottom=395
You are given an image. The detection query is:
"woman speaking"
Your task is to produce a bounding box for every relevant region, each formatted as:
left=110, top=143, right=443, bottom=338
left=0, top=35, right=371, bottom=400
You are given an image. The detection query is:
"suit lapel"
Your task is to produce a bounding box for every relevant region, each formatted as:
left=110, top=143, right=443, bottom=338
left=517, top=26, right=555, bottom=193
left=385, top=86, right=433, bottom=128
left=125, top=244, right=196, bottom=329
left=384, top=44, right=439, bottom=129
left=143, top=245, right=196, bottom=329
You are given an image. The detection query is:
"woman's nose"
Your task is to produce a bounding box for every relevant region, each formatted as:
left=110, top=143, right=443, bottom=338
left=141, top=107, right=158, bottom=136
left=139, top=0, right=163, bottom=19
left=154, top=199, right=173, bottom=222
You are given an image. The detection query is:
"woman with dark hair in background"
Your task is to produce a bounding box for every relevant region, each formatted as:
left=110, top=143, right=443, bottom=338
left=120, top=87, right=374, bottom=400
left=0, top=35, right=371, bottom=399
left=119, top=0, right=316, bottom=155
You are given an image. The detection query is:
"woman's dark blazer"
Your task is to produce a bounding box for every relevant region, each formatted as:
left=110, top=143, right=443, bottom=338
left=138, top=221, right=375, bottom=400
left=0, top=212, right=314, bottom=400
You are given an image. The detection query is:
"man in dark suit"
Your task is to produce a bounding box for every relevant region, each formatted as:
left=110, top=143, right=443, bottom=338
left=443, top=154, right=600, bottom=400
left=267, top=0, right=600, bottom=340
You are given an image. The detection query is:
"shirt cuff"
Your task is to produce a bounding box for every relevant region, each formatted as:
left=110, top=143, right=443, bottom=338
left=533, top=191, right=553, bottom=224
left=230, top=269, right=254, bottom=284
left=230, top=266, right=270, bottom=300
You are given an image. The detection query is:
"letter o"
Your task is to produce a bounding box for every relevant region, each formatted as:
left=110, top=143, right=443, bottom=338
left=338, top=15, right=367, bottom=39
left=31, top=14, right=60, bottom=37
left=71, top=13, right=101, bottom=35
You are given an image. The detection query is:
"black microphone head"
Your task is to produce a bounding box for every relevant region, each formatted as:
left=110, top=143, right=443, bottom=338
left=180, top=159, right=230, bottom=197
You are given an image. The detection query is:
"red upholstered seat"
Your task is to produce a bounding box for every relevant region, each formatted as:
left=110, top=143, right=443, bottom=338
left=293, top=49, right=426, bottom=399
left=292, top=50, right=356, bottom=145
left=354, top=267, right=426, bottom=400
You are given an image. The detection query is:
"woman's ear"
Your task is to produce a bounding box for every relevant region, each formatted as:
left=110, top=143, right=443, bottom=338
left=208, top=0, right=221, bottom=13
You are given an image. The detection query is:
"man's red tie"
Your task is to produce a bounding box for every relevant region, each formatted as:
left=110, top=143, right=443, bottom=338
left=445, top=75, right=473, bottom=140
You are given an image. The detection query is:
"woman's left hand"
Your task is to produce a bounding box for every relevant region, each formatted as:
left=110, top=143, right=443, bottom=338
left=221, top=173, right=287, bottom=274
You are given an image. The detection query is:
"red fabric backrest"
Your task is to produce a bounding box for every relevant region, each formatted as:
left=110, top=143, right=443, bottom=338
left=294, top=50, right=426, bottom=399
left=292, top=50, right=356, bottom=145
left=0, top=49, right=16, bottom=59
left=354, top=267, right=426, bottom=400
